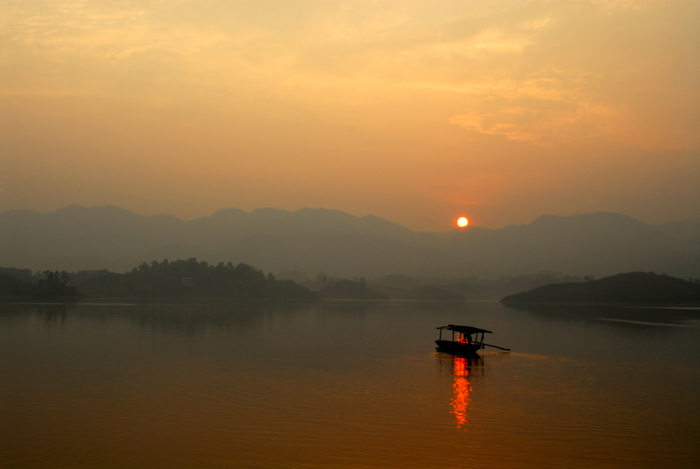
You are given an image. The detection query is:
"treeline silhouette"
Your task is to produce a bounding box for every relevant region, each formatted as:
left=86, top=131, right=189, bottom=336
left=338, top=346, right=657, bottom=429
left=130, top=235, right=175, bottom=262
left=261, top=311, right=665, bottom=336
left=35, top=270, right=78, bottom=300
left=79, top=258, right=315, bottom=300
left=5, top=262, right=697, bottom=304
left=0, top=265, right=618, bottom=302
left=0, top=259, right=315, bottom=301
left=0, top=269, right=78, bottom=301
left=501, top=272, right=700, bottom=305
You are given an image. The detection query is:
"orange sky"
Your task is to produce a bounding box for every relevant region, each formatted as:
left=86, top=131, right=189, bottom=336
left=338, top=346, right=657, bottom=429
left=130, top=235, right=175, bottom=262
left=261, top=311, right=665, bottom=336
left=2, top=0, right=699, bottom=231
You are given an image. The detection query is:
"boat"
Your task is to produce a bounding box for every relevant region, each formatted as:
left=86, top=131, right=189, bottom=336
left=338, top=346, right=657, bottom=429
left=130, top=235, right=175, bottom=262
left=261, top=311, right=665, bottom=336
left=435, top=325, right=510, bottom=357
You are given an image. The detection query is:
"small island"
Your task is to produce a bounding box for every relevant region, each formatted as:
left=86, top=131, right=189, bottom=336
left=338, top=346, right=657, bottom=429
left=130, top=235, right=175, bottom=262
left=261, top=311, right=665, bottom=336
left=500, top=272, right=700, bottom=306
left=0, top=259, right=316, bottom=302
left=0, top=270, right=79, bottom=302
left=79, top=259, right=316, bottom=301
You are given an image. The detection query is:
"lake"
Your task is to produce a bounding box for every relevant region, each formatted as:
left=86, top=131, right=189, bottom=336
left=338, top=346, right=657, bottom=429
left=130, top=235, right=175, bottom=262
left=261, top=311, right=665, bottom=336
left=1, top=300, right=699, bottom=468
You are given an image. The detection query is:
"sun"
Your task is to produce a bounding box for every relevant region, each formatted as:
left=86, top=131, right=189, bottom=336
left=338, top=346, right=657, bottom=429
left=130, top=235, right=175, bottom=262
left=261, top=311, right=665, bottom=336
left=457, top=217, right=469, bottom=228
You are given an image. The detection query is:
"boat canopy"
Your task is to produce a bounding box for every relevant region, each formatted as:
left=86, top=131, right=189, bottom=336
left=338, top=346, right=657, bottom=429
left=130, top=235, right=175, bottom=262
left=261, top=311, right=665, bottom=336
left=437, top=325, right=492, bottom=335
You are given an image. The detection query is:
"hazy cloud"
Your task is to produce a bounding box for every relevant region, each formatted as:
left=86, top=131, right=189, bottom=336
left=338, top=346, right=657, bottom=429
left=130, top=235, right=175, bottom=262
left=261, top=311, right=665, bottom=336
left=1, top=0, right=698, bottom=229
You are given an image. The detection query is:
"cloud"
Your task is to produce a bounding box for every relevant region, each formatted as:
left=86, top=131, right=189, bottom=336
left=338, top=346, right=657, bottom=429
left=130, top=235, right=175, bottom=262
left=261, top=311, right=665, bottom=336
left=3, top=0, right=696, bottom=148
left=1, top=0, right=698, bottom=229
left=448, top=71, right=623, bottom=146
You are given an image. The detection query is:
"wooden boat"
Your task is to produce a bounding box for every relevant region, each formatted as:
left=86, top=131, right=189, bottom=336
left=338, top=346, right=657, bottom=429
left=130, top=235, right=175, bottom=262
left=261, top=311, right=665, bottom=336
left=435, top=325, right=510, bottom=357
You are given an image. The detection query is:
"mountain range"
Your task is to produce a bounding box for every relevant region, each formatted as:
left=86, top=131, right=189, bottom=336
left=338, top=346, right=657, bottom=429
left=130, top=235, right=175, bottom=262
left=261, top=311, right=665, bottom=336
left=1, top=205, right=698, bottom=279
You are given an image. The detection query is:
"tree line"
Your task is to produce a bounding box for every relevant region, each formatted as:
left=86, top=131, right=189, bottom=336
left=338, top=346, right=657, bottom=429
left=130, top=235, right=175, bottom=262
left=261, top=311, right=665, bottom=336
left=0, top=259, right=316, bottom=301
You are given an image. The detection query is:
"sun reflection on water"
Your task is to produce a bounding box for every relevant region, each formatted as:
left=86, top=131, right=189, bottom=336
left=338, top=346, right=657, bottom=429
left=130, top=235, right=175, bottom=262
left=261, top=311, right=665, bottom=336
left=450, top=356, right=473, bottom=429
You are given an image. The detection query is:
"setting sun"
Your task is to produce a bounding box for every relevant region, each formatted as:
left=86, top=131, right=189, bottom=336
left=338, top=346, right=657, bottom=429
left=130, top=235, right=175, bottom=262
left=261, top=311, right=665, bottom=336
left=457, top=217, right=469, bottom=228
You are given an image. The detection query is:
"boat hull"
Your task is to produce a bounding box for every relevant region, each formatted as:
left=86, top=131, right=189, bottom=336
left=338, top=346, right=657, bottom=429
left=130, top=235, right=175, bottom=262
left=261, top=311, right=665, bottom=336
left=435, top=340, right=482, bottom=357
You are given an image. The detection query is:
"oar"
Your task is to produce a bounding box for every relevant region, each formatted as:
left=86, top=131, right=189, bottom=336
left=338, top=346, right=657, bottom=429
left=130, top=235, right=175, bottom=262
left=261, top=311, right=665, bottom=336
left=482, top=343, right=511, bottom=351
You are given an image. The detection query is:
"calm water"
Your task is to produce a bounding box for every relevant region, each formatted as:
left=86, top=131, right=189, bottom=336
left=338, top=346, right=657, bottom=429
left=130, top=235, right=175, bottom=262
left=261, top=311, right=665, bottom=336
left=1, top=300, right=699, bottom=468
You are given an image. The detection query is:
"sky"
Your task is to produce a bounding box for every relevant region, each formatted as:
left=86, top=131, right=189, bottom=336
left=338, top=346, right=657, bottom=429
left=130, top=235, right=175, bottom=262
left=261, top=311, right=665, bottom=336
left=1, top=0, right=699, bottom=231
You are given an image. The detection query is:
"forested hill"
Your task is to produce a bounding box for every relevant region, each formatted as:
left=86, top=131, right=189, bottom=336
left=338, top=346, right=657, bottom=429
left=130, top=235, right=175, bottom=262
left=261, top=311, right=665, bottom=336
left=74, top=259, right=315, bottom=300
left=0, top=270, right=79, bottom=301
left=500, top=272, right=700, bottom=305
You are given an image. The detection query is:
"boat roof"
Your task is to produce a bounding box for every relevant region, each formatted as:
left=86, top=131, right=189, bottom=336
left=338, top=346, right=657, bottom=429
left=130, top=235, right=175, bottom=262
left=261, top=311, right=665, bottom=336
left=437, top=324, right=492, bottom=334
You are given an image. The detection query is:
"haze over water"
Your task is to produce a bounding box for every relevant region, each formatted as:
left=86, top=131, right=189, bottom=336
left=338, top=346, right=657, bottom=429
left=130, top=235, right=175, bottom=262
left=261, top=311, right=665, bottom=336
left=2, top=301, right=698, bottom=468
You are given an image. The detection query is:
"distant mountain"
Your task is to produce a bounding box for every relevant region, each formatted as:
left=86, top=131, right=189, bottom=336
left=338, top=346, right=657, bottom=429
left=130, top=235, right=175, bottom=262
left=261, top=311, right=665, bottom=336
left=655, top=220, right=700, bottom=242
left=442, top=212, right=696, bottom=277
left=317, top=279, right=388, bottom=300
left=401, top=286, right=465, bottom=301
left=500, top=272, right=700, bottom=305
left=0, top=205, right=183, bottom=272
left=0, top=206, right=698, bottom=278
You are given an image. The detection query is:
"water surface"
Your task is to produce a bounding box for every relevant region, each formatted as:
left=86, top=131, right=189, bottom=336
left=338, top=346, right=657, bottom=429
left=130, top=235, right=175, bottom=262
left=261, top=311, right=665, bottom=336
left=1, top=301, right=699, bottom=468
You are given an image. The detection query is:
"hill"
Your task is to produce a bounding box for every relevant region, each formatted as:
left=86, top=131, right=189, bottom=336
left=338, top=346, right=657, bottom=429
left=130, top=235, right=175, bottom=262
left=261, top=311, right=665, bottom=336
left=401, top=286, right=465, bottom=301
left=443, top=213, right=696, bottom=278
left=0, top=271, right=78, bottom=301
left=317, top=279, right=388, bottom=300
left=0, top=273, right=32, bottom=298
left=1, top=206, right=698, bottom=278
left=500, top=272, right=700, bottom=305
left=78, top=259, right=315, bottom=300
